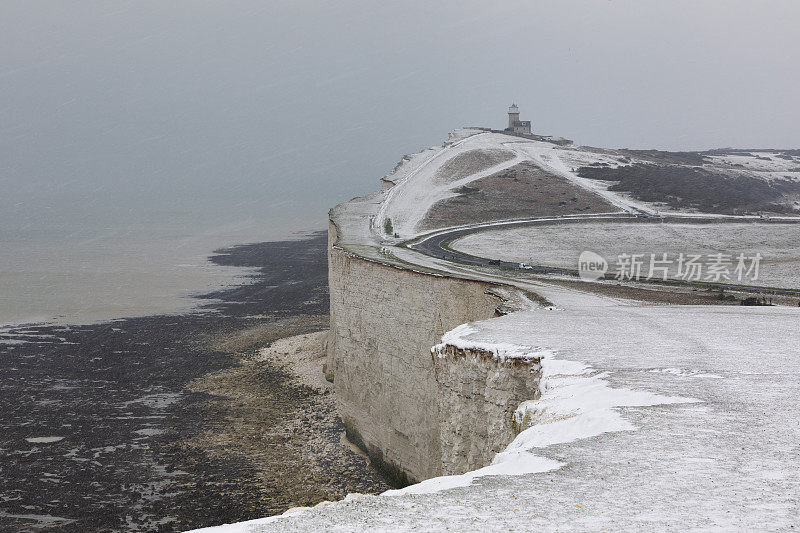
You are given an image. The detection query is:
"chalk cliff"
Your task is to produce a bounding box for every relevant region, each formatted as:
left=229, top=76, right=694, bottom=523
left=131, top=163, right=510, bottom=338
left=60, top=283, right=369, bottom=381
left=325, top=133, right=545, bottom=484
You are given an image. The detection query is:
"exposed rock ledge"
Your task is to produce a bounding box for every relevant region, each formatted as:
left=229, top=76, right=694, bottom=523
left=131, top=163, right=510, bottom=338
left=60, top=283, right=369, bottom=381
left=432, top=343, right=541, bottom=476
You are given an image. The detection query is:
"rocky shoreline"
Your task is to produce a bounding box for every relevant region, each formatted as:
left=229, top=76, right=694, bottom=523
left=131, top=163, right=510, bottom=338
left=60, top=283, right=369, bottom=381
left=0, top=233, right=388, bottom=532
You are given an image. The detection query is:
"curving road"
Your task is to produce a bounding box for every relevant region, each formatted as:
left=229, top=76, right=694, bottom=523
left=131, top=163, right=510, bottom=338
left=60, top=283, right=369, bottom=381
left=406, top=212, right=800, bottom=295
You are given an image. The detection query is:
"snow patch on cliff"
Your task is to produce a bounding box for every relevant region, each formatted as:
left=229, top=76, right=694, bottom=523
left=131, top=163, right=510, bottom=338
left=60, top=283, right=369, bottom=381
left=432, top=323, right=546, bottom=363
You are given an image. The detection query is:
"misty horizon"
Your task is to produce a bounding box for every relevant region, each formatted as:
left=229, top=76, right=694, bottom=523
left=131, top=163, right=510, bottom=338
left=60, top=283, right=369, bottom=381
left=1, top=0, right=799, bottom=324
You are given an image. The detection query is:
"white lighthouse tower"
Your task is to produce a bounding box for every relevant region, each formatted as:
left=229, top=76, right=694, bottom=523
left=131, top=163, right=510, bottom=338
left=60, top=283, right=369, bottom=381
left=508, top=103, right=520, bottom=129
left=506, top=103, right=531, bottom=135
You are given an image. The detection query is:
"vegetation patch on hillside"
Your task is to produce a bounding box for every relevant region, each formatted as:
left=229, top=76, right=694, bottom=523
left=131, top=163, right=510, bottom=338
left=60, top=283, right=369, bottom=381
left=418, top=162, right=619, bottom=232
left=577, top=163, right=800, bottom=214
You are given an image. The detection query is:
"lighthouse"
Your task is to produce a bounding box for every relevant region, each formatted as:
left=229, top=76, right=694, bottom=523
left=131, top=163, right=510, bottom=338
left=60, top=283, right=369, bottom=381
left=508, top=103, right=520, bottom=129
left=506, top=103, right=531, bottom=135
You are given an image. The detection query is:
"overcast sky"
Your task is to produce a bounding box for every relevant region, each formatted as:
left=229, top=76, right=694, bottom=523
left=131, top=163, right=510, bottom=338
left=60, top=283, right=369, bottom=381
left=2, top=0, right=799, bottom=239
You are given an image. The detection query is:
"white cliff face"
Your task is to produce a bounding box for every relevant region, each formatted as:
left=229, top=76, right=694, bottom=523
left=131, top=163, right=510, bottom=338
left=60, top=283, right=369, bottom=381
left=327, top=219, right=541, bottom=483
left=432, top=343, right=541, bottom=476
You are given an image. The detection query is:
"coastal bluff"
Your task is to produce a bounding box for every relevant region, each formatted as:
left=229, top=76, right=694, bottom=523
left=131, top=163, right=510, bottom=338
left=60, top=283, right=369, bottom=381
left=324, top=133, right=544, bottom=485
left=193, top=128, right=800, bottom=532
left=327, top=221, right=540, bottom=485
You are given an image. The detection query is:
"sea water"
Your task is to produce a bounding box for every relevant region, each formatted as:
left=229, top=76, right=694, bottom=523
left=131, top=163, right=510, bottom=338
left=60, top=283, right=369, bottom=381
left=0, top=202, right=322, bottom=326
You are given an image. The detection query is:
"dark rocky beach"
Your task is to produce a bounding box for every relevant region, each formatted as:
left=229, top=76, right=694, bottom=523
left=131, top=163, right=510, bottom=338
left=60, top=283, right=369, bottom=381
left=0, top=232, right=389, bottom=532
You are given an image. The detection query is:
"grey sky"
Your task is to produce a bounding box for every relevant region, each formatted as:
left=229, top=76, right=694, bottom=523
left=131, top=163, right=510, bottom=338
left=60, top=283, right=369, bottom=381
left=2, top=0, right=799, bottom=237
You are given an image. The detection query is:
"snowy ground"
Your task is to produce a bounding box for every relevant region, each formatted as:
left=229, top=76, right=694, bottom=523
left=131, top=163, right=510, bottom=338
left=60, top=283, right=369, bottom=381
left=375, top=131, right=649, bottom=241
left=705, top=152, right=800, bottom=182
left=449, top=221, right=800, bottom=289
left=376, top=130, right=800, bottom=244
left=195, top=283, right=800, bottom=532
left=506, top=142, right=657, bottom=215
left=376, top=131, right=526, bottom=238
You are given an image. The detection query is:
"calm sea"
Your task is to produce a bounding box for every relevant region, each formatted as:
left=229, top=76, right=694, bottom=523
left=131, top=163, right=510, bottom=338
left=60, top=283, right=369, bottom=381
left=0, top=204, right=324, bottom=326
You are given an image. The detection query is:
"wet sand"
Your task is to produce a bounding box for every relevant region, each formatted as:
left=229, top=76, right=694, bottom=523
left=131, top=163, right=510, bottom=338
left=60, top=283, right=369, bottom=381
left=0, top=232, right=389, bottom=532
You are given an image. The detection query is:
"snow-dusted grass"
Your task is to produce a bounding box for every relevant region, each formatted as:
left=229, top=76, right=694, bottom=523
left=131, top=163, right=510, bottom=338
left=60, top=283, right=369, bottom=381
left=377, top=132, right=523, bottom=238
left=375, top=131, right=648, bottom=241
left=510, top=143, right=655, bottom=214
left=706, top=152, right=800, bottom=180
left=450, top=221, right=800, bottom=289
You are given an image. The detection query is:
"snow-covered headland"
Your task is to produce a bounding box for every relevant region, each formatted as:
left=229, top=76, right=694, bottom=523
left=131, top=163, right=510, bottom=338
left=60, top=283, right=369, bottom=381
left=196, top=129, right=800, bottom=531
